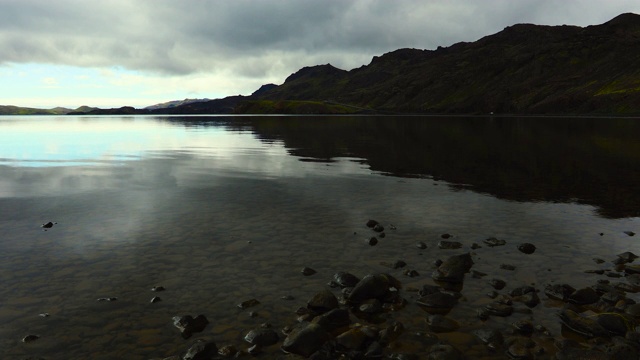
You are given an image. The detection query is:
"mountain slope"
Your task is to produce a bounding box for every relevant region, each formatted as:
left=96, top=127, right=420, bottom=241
left=252, top=13, right=640, bottom=114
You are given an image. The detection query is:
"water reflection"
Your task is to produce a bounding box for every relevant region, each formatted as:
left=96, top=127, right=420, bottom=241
left=216, top=115, right=640, bottom=219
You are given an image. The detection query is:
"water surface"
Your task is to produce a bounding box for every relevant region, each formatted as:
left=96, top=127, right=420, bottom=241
left=1, top=115, right=639, bottom=359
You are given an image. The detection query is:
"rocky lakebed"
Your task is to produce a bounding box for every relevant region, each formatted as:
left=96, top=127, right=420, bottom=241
left=18, top=219, right=640, bottom=360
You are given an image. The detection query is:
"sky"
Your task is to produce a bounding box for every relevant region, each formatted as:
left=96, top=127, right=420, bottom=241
left=1, top=0, right=639, bottom=109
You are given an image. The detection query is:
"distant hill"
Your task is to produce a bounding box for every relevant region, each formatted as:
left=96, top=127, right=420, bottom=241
left=144, top=98, right=210, bottom=110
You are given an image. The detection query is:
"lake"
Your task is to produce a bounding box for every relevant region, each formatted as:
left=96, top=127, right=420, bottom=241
left=1, top=115, right=640, bottom=359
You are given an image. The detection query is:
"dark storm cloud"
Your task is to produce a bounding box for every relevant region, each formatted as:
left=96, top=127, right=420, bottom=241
left=1, top=0, right=639, bottom=79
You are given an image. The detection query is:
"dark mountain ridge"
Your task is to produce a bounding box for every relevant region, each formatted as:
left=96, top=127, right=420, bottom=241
left=5, top=13, right=640, bottom=115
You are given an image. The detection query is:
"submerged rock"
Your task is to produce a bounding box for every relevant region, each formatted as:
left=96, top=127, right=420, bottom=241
left=307, top=290, right=339, bottom=314
left=432, top=253, right=474, bottom=283
left=244, top=328, right=279, bottom=346
left=281, top=323, right=329, bottom=358
left=172, top=314, right=209, bottom=339
left=517, top=243, right=536, bottom=254
left=484, top=237, right=506, bottom=247
left=237, top=298, right=260, bottom=309
left=348, top=273, right=401, bottom=304
left=332, top=271, right=360, bottom=288
left=438, top=240, right=463, bottom=249
left=183, top=339, right=217, bottom=360
left=22, top=334, right=40, bottom=343
left=301, top=267, right=317, bottom=276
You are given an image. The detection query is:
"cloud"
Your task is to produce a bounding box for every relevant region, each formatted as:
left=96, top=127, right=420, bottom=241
left=1, top=0, right=640, bottom=106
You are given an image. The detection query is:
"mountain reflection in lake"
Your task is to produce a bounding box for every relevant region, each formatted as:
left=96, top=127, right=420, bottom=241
left=1, top=115, right=639, bottom=359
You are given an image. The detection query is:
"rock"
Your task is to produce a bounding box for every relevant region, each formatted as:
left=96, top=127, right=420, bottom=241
left=366, top=220, right=379, bottom=228
left=217, top=345, right=237, bottom=357
left=473, top=328, right=503, bottom=346
left=172, top=315, right=209, bottom=339
left=379, top=321, right=404, bottom=345
left=364, top=341, right=384, bottom=358
left=558, top=309, right=609, bottom=338
left=597, top=313, right=632, bottom=336
left=373, top=224, right=385, bottom=232
left=96, top=297, right=117, bottom=302
left=379, top=232, right=386, bottom=238
left=348, top=273, right=401, bottom=304
left=244, top=328, right=279, bottom=346
left=359, top=299, right=383, bottom=313
left=302, top=267, right=317, bottom=276
left=237, top=298, right=260, bottom=309
left=281, top=323, right=330, bottom=358
left=471, top=242, right=481, bottom=249
left=417, top=292, right=458, bottom=313
left=427, top=344, right=463, bottom=360
left=150, top=296, right=162, bottom=303
left=426, top=314, right=459, bottom=333
left=416, top=241, right=427, bottom=249
left=438, top=240, right=463, bottom=249
left=367, top=237, right=378, bottom=246
left=22, top=334, right=39, bottom=343
left=420, top=284, right=442, bottom=296
left=518, top=243, right=536, bottom=254
left=489, top=278, right=506, bottom=290
left=403, top=269, right=420, bottom=277
left=307, top=290, right=339, bottom=314
left=500, top=264, right=516, bottom=270
left=41, top=221, right=54, bottom=228
left=512, top=320, right=534, bottom=335
left=441, top=233, right=452, bottom=239
left=183, top=339, right=217, bottom=360
left=432, top=253, right=474, bottom=283
left=332, top=272, right=360, bottom=288
left=312, top=308, right=350, bottom=331
left=624, top=231, right=635, bottom=236
left=506, top=339, right=533, bottom=360
left=568, top=287, right=600, bottom=305
left=335, top=328, right=367, bottom=350
left=483, top=302, right=513, bottom=317
left=151, top=286, right=165, bottom=292
left=618, top=251, right=639, bottom=262
left=484, top=237, right=506, bottom=247
left=39, top=313, right=49, bottom=317
left=544, top=284, right=576, bottom=301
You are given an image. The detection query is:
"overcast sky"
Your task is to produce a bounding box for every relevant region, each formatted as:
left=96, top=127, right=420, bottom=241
left=1, top=0, right=638, bottom=109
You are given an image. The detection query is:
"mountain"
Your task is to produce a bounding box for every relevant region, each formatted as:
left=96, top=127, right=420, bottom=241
left=144, top=98, right=210, bottom=110
left=0, top=105, right=72, bottom=115
left=245, top=13, right=640, bottom=115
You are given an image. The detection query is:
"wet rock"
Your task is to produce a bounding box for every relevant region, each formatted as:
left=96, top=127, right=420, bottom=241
left=359, top=299, right=383, bottom=313
left=427, top=344, right=463, bottom=360
left=332, top=272, right=360, bottom=288
left=150, top=296, right=161, bottom=303
left=474, top=328, right=503, bottom=346
left=183, top=339, right=217, bottom=360
left=393, top=260, right=407, bottom=269
left=348, top=273, right=401, bottom=304
left=512, top=320, right=534, bottom=336
left=247, top=344, right=261, bottom=355
left=335, top=328, right=367, bottom=350
left=366, top=220, right=379, bottom=228
left=373, top=224, right=385, bottom=233
left=172, top=314, right=209, bottom=339
left=22, top=334, right=39, bottom=343
left=431, top=253, right=474, bottom=284
left=420, top=284, right=442, bottom=297
left=597, top=313, right=632, bottom=336
left=471, top=242, right=481, bottom=249
left=403, top=269, right=420, bottom=277
left=568, top=287, right=600, bottom=305
left=625, top=303, right=640, bottom=317
left=244, top=328, right=279, bottom=346
left=379, top=321, right=404, bottom=345
left=307, top=290, right=339, bottom=314
left=484, top=237, right=506, bottom=247
left=558, top=309, right=609, bottom=338
left=441, top=233, right=452, bottom=239
left=313, top=308, right=350, bottom=331
left=217, top=345, right=237, bottom=357
left=426, top=314, right=460, bottom=333
left=517, top=243, right=536, bottom=254
left=544, top=284, right=576, bottom=302
left=618, top=251, right=639, bottom=263
left=41, top=221, right=56, bottom=229
left=607, top=343, right=639, bottom=359
left=367, top=237, right=378, bottom=246
left=281, top=323, right=330, bottom=358
left=438, top=240, right=462, bottom=249
left=472, top=270, right=487, bottom=278
left=489, top=278, right=506, bottom=290
left=624, top=231, right=636, bottom=236
left=39, top=313, right=49, bottom=317
left=302, top=267, right=317, bottom=276
left=237, top=298, right=260, bottom=309
left=416, top=241, right=427, bottom=249
left=281, top=295, right=295, bottom=300
left=500, top=264, right=516, bottom=270
left=417, top=292, right=458, bottom=313
left=364, top=341, right=384, bottom=358
left=483, top=302, right=513, bottom=317
left=96, top=297, right=117, bottom=302
left=506, top=339, right=533, bottom=360
left=510, top=286, right=539, bottom=308
left=151, top=286, right=165, bottom=292
left=593, top=258, right=606, bottom=264
left=379, top=232, right=386, bottom=238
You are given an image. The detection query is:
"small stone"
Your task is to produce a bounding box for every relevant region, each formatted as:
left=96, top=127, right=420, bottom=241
left=373, top=224, right=385, bottom=232
left=237, top=298, right=260, bottom=309
left=438, top=240, right=463, bottom=249
left=218, top=345, right=238, bottom=357
left=441, top=233, right=452, bottom=239
left=484, top=237, right=506, bottom=247
left=367, top=237, right=378, bottom=246
left=624, top=231, right=636, bottom=237
left=489, top=279, right=506, bottom=290
left=22, top=334, right=39, bottom=343
left=301, top=267, right=317, bottom=276
left=281, top=295, right=294, bottom=300
left=471, top=242, right=482, bottom=249
left=151, top=286, right=165, bottom=292
left=38, top=313, right=50, bottom=317
left=517, top=243, right=536, bottom=254
left=41, top=221, right=55, bottom=228
left=393, top=260, right=407, bottom=269
left=416, top=241, right=427, bottom=249
left=150, top=296, right=161, bottom=303
left=500, top=264, right=516, bottom=271
left=96, top=297, right=117, bottom=302
left=403, top=269, right=419, bottom=277
left=379, top=232, right=386, bottom=238
left=366, top=220, right=379, bottom=228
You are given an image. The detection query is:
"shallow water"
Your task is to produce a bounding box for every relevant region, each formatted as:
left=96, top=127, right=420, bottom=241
left=1, top=115, right=640, bottom=359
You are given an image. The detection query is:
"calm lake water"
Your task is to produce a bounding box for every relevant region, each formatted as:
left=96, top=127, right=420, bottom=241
left=1, top=115, right=640, bottom=359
